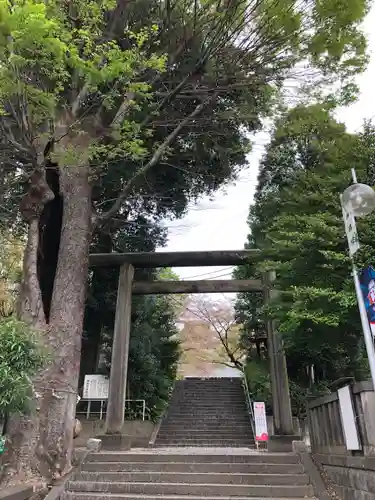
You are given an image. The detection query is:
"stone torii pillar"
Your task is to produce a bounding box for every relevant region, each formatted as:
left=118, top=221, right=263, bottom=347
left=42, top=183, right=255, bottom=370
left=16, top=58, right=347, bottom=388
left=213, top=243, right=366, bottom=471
left=263, top=271, right=299, bottom=451
left=105, top=263, right=134, bottom=434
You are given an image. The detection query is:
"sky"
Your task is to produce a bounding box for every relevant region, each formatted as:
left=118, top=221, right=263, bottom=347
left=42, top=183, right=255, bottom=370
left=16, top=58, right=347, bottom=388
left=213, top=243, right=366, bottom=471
left=160, top=6, right=375, bottom=281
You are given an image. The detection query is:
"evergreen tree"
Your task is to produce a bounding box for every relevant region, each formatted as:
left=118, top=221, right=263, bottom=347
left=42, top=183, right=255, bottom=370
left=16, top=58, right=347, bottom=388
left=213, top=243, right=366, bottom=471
left=235, top=105, right=375, bottom=414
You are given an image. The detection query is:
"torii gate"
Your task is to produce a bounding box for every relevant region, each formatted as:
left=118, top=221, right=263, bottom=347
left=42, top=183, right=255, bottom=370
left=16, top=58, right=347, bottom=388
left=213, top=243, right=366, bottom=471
left=89, top=249, right=298, bottom=451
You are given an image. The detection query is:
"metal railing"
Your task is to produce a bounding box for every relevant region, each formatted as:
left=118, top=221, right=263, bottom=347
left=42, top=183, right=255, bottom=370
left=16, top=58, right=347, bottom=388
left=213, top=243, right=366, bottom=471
left=76, top=398, right=147, bottom=421
left=241, top=369, right=256, bottom=438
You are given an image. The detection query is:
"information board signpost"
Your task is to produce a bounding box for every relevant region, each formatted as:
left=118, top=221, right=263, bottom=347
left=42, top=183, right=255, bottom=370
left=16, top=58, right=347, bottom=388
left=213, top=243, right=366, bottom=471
left=83, top=374, right=109, bottom=400
left=253, top=401, right=268, bottom=449
left=82, top=374, right=109, bottom=419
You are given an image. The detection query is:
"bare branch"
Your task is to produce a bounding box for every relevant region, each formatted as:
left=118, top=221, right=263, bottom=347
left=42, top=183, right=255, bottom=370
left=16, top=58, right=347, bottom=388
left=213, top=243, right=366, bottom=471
left=184, top=295, right=244, bottom=369
left=3, top=120, right=31, bottom=156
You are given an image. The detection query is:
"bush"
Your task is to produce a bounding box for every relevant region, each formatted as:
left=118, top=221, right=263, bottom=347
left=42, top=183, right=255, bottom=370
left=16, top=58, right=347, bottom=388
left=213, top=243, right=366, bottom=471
left=0, top=317, right=45, bottom=419
left=244, top=358, right=332, bottom=418
left=244, top=359, right=272, bottom=413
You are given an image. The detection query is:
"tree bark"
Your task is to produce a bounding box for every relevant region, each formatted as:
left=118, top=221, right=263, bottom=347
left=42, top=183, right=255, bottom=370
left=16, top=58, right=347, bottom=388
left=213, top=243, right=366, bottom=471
left=40, top=164, right=92, bottom=477
left=1, top=164, right=91, bottom=485
left=18, top=218, right=46, bottom=328
left=1, top=170, right=52, bottom=486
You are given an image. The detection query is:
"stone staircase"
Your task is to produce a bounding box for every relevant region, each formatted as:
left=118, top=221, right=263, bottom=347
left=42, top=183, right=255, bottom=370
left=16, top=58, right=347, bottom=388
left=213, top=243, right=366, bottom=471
left=155, top=377, right=255, bottom=447
left=66, top=450, right=316, bottom=499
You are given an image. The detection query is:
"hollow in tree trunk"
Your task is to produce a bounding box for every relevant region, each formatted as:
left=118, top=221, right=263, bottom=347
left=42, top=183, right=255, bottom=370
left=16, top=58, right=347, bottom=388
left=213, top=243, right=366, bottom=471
left=1, top=163, right=92, bottom=486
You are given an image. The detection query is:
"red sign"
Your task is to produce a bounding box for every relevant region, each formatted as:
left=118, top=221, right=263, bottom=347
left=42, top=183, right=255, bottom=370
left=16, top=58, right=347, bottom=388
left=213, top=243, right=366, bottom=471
left=254, top=402, right=269, bottom=441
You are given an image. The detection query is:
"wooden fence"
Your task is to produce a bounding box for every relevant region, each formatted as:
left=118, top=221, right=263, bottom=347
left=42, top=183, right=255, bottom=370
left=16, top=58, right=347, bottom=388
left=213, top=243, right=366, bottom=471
left=308, top=381, right=375, bottom=457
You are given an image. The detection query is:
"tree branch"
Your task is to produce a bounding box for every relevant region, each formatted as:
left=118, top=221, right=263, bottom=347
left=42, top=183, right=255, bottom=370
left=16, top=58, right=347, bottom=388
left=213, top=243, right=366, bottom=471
left=111, top=91, right=135, bottom=128
left=97, top=96, right=212, bottom=225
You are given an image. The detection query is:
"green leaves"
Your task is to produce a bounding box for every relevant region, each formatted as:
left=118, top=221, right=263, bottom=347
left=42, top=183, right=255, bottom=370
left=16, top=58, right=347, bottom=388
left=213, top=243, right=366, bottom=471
left=0, top=0, right=370, bottom=170
left=0, top=317, right=45, bottom=418
left=307, top=0, right=369, bottom=77
left=236, top=104, right=375, bottom=412
left=0, top=0, right=167, bottom=161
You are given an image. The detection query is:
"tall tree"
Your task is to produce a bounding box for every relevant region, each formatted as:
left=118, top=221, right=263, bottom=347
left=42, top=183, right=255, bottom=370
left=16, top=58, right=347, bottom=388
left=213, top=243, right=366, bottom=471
left=183, top=295, right=245, bottom=370
left=235, top=105, right=375, bottom=414
left=0, top=0, right=370, bottom=483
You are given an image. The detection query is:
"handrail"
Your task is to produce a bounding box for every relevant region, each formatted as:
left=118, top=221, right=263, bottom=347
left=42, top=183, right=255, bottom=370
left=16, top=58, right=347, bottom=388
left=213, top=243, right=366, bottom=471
left=241, top=369, right=256, bottom=439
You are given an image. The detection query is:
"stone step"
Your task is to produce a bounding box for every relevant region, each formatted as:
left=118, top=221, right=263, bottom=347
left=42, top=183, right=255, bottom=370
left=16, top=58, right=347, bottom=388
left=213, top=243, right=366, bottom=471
left=153, top=440, right=255, bottom=445
left=169, top=402, right=246, bottom=407
left=153, top=442, right=255, bottom=448
left=162, top=417, right=252, bottom=422
left=163, top=417, right=251, bottom=420
left=157, top=428, right=253, bottom=434
left=156, top=434, right=254, bottom=440
left=173, top=390, right=245, bottom=394
left=156, top=436, right=254, bottom=442
left=68, top=495, right=314, bottom=500
left=86, top=453, right=299, bottom=464
left=173, top=384, right=243, bottom=388
left=67, top=481, right=314, bottom=497
left=81, top=461, right=304, bottom=474
left=172, top=394, right=244, bottom=398
left=166, top=406, right=248, bottom=410
left=168, top=405, right=248, bottom=408
left=163, top=412, right=250, bottom=425
left=173, top=392, right=245, bottom=396
left=173, top=388, right=244, bottom=392
left=154, top=437, right=255, bottom=441
left=171, top=390, right=245, bottom=395
left=160, top=423, right=252, bottom=428
left=76, top=472, right=309, bottom=486
left=155, top=437, right=255, bottom=444
left=162, top=417, right=251, bottom=421
left=172, top=388, right=244, bottom=392
left=165, top=410, right=247, bottom=416
left=171, top=392, right=245, bottom=397
left=159, top=425, right=253, bottom=432
left=176, top=377, right=242, bottom=380
left=160, top=422, right=252, bottom=428
left=168, top=400, right=248, bottom=405
left=161, top=420, right=252, bottom=426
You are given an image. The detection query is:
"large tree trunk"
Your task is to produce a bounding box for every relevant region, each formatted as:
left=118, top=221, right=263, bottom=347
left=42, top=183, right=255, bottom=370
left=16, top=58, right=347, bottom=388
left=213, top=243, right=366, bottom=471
left=1, top=164, right=92, bottom=485
left=39, top=164, right=92, bottom=478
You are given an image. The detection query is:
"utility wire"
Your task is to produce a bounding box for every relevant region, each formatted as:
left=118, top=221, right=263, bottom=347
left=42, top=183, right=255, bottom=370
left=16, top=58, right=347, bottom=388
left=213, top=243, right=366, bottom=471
left=180, top=266, right=235, bottom=280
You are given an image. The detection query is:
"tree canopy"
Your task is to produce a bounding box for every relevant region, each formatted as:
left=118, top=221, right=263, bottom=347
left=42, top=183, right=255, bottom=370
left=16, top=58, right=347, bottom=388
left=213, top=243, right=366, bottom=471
left=0, top=0, right=373, bottom=485
left=235, top=104, right=375, bottom=414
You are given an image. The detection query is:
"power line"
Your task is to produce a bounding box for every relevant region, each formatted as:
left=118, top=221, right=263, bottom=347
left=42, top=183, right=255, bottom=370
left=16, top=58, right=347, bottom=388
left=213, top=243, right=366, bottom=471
left=181, top=266, right=235, bottom=280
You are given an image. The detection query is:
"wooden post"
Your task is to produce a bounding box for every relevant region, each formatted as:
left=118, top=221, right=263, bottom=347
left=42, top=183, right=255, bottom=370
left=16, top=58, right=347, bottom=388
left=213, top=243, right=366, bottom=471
left=263, top=271, right=295, bottom=449
left=263, top=271, right=281, bottom=433
left=105, top=264, right=134, bottom=434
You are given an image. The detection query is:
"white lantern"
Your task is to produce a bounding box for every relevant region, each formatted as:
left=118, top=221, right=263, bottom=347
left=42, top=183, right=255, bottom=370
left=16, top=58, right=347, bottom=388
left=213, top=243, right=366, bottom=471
left=342, top=183, right=375, bottom=217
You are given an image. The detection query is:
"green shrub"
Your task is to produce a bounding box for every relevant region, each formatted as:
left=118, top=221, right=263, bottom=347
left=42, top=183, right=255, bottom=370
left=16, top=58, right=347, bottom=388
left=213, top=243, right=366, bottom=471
left=245, top=359, right=272, bottom=412
left=244, top=358, right=332, bottom=418
left=0, top=317, right=45, bottom=419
